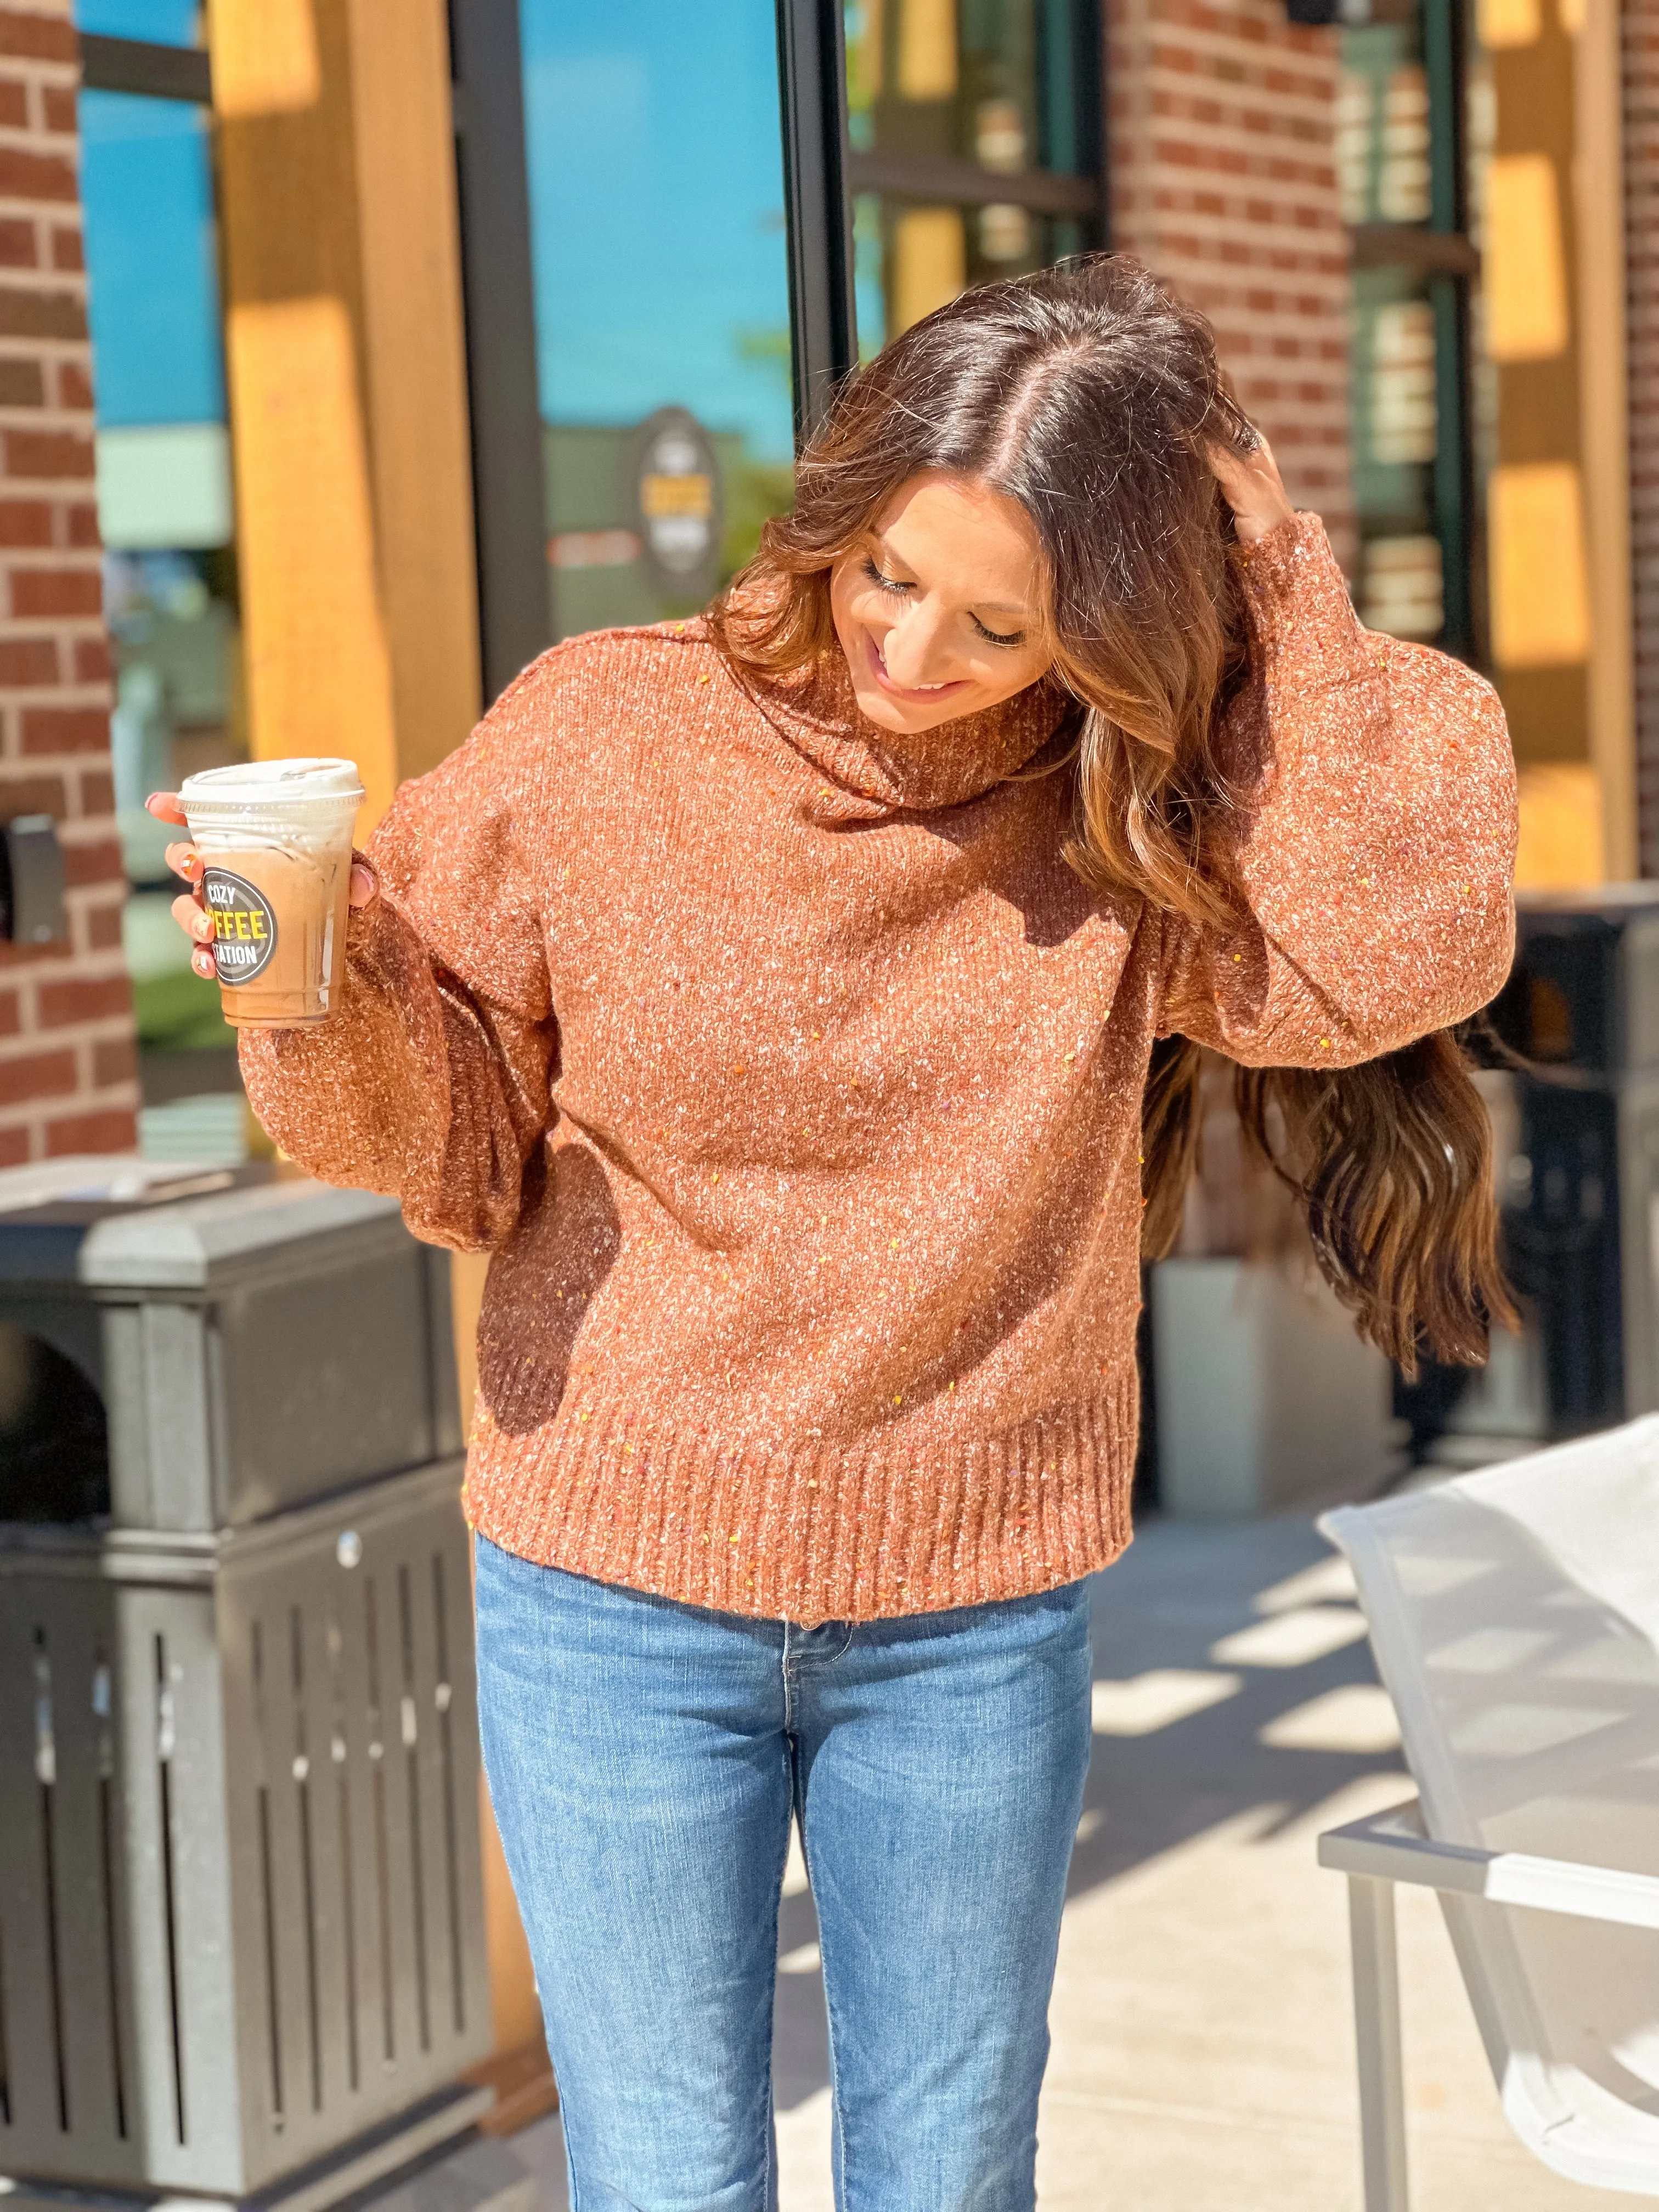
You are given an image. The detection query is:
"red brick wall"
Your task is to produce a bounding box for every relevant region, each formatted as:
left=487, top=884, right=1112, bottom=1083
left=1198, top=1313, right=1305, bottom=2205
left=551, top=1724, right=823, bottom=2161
left=0, top=0, right=135, bottom=1161
left=1624, top=1, right=1659, bottom=874
left=1106, top=0, right=1356, bottom=572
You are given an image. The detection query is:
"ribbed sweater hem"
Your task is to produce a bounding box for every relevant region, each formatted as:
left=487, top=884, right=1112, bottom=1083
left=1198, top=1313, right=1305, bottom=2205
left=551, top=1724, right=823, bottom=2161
left=461, top=1369, right=1138, bottom=1625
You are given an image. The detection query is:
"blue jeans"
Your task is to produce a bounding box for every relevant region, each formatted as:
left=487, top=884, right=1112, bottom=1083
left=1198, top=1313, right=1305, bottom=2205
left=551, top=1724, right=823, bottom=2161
left=474, top=1538, right=1093, bottom=2212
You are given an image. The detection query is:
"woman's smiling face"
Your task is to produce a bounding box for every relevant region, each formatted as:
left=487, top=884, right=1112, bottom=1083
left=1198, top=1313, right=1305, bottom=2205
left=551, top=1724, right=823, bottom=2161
left=828, top=472, right=1053, bottom=734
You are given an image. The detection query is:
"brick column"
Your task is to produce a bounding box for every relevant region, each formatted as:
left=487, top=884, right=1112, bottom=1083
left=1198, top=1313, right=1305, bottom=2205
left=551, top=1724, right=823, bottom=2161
left=1107, top=0, right=1356, bottom=571
left=0, top=0, right=136, bottom=1161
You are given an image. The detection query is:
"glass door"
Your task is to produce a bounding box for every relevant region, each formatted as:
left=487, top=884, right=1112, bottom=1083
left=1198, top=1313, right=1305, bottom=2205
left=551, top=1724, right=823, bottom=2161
left=457, top=1, right=798, bottom=668
left=452, top=0, right=1104, bottom=693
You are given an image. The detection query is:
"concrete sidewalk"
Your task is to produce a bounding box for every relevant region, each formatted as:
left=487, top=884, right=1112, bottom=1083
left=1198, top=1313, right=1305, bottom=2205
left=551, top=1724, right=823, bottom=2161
left=515, top=1513, right=1644, bottom=2208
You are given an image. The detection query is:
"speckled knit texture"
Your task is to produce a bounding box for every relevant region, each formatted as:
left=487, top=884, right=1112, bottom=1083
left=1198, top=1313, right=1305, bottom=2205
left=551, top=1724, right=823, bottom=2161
left=240, top=515, right=1517, bottom=1624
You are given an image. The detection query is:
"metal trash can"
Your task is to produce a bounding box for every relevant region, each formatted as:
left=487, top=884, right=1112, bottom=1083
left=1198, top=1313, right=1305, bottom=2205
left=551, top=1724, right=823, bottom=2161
left=0, top=1172, right=462, bottom=1529
left=1415, top=887, right=1659, bottom=1458
left=1487, top=889, right=1659, bottom=1435
left=0, top=1169, right=496, bottom=2211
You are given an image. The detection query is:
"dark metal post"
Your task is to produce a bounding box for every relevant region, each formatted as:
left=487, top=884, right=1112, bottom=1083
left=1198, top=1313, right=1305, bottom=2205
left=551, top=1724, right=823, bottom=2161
left=448, top=0, right=551, bottom=703
left=1423, top=0, right=1477, bottom=663
left=774, top=0, right=858, bottom=447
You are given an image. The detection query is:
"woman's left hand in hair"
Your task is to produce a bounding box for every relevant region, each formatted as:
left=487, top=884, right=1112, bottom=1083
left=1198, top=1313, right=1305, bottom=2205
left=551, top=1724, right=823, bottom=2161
left=1209, top=432, right=1296, bottom=545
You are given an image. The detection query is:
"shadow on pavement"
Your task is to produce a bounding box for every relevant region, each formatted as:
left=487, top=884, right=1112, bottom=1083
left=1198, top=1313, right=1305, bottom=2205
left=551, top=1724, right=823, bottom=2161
left=773, top=1509, right=1408, bottom=2113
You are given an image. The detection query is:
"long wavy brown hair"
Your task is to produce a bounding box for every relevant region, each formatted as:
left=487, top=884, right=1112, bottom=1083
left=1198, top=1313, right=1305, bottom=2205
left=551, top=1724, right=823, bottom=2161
left=710, top=253, right=1513, bottom=1373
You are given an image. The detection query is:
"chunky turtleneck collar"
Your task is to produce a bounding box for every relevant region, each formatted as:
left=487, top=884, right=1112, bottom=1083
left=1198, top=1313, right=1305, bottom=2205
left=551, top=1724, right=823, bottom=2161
left=714, top=630, right=1071, bottom=823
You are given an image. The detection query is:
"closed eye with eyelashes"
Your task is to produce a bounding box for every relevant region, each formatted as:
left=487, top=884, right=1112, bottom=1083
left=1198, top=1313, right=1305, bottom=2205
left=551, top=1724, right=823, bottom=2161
left=860, top=556, right=1029, bottom=649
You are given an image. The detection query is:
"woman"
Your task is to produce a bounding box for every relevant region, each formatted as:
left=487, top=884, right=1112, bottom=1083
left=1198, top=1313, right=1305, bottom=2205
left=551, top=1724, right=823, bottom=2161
left=156, top=256, right=1515, bottom=2209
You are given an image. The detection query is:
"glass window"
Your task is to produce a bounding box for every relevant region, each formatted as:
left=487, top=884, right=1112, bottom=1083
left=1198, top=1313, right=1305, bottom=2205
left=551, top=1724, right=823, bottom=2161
left=844, top=0, right=1099, bottom=342
left=1338, top=19, right=1432, bottom=226
left=1352, top=268, right=1443, bottom=636
left=73, top=0, right=202, bottom=43
left=79, top=78, right=241, bottom=1061
left=1340, top=0, right=1477, bottom=659
left=845, top=0, right=1090, bottom=174
left=81, top=93, right=223, bottom=431
left=1463, top=28, right=1500, bottom=520
left=517, top=1, right=797, bottom=641
left=852, top=196, right=1069, bottom=356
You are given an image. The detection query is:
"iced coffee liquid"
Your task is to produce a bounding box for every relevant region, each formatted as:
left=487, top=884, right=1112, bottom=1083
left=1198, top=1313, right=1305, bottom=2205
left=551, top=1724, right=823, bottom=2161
left=180, top=758, right=364, bottom=1028
left=201, top=842, right=352, bottom=1025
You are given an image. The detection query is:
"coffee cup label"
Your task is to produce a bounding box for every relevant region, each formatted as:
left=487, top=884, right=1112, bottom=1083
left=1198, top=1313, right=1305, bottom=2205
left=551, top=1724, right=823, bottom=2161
left=204, top=868, right=278, bottom=984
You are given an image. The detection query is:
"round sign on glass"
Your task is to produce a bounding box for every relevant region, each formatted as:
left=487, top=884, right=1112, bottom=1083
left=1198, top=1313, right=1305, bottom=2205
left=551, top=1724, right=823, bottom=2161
left=634, top=407, right=724, bottom=600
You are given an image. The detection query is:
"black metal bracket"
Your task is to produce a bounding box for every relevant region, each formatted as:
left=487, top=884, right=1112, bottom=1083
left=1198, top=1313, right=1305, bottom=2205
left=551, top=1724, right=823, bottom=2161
left=78, top=32, right=211, bottom=104
left=0, top=814, right=68, bottom=947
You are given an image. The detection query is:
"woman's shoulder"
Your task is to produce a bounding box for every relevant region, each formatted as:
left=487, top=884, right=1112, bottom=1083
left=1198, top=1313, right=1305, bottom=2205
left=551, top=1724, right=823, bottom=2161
left=448, top=617, right=736, bottom=792
left=1375, top=631, right=1503, bottom=720
left=490, top=618, right=724, bottom=722
left=376, top=619, right=737, bottom=878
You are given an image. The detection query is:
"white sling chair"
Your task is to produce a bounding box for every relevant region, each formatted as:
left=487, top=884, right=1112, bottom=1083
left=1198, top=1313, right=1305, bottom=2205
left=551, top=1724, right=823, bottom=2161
left=1317, top=1418, right=1659, bottom=2209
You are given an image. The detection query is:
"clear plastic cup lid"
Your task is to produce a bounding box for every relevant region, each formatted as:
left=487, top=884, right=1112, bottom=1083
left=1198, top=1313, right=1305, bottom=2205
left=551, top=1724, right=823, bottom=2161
left=180, top=758, right=365, bottom=807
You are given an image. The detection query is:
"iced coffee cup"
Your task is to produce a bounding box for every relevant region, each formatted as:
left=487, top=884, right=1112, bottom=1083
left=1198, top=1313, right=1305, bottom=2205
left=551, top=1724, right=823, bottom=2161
left=178, top=758, right=365, bottom=1026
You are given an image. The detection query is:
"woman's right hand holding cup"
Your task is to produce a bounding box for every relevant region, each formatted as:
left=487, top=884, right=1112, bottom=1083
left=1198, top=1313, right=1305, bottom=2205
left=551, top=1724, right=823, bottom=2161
left=144, top=789, right=380, bottom=989
left=146, top=789, right=219, bottom=981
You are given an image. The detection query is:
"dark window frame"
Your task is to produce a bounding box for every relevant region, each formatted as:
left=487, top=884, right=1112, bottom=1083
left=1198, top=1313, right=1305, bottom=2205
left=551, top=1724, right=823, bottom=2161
left=448, top=0, right=549, bottom=703
left=776, top=0, right=859, bottom=443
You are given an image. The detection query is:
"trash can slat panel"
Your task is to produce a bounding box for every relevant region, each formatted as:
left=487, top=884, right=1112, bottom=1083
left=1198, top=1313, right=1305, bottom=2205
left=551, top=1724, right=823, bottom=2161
left=216, top=1579, right=284, bottom=2185
left=36, top=1594, right=125, bottom=2169
left=364, top=1554, right=423, bottom=2095
left=111, top=1591, right=185, bottom=2183
left=129, top=1585, right=247, bottom=2192
left=209, top=1478, right=489, bottom=2192
left=0, top=1595, right=73, bottom=2157
left=328, top=1545, right=392, bottom=2113
left=249, top=1596, right=318, bottom=2177
left=431, top=1539, right=490, bottom=2046
left=294, top=1597, right=358, bottom=2129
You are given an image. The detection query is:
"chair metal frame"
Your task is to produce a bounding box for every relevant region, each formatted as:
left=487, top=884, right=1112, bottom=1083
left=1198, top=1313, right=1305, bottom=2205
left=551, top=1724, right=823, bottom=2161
left=1318, top=1798, right=1659, bottom=2212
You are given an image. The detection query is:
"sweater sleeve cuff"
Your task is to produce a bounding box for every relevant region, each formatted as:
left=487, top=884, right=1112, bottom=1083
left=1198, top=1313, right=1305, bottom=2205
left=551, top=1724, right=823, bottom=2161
left=234, top=888, right=417, bottom=1090
left=342, top=883, right=404, bottom=968
left=1229, top=512, right=1345, bottom=624
left=1227, top=512, right=1372, bottom=686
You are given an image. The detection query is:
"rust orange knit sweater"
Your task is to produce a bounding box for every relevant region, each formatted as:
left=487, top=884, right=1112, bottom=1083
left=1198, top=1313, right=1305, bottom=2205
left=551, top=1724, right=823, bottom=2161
left=240, top=516, right=1516, bottom=1623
